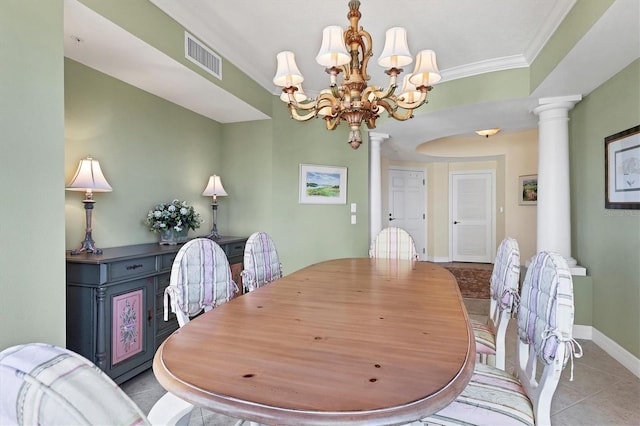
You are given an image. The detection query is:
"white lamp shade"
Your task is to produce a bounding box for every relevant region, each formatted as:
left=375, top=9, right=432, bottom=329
left=280, top=84, right=308, bottom=103
left=315, top=26, right=350, bottom=68
left=273, top=51, right=304, bottom=88
left=377, top=27, right=413, bottom=68
left=409, top=50, right=441, bottom=87
left=202, top=175, right=228, bottom=197
left=398, top=74, right=421, bottom=104
left=66, top=157, right=112, bottom=192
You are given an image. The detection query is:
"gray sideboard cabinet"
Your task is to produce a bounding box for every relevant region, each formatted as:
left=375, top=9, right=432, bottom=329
left=66, top=236, right=247, bottom=384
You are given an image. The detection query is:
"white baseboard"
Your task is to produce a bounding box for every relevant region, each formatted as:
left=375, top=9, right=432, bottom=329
left=592, top=328, right=640, bottom=379
left=574, top=325, right=640, bottom=379
left=429, top=257, right=450, bottom=263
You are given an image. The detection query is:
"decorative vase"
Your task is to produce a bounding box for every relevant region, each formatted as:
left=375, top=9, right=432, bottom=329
left=159, top=228, right=189, bottom=245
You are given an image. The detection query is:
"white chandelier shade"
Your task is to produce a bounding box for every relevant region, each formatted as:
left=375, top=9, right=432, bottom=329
left=273, top=51, right=304, bottom=88
left=315, top=26, right=351, bottom=68
left=377, top=27, right=413, bottom=69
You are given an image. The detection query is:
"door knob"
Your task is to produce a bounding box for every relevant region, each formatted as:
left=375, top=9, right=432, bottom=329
left=389, top=213, right=396, bottom=221
left=453, top=221, right=460, bottom=224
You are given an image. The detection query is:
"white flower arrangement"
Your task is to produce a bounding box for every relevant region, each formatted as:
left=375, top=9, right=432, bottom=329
left=145, top=199, right=202, bottom=233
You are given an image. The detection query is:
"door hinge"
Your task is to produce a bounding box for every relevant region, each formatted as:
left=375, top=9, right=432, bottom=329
left=422, top=179, right=425, bottom=185
left=423, top=213, right=426, bottom=219
left=423, top=248, right=425, bottom=254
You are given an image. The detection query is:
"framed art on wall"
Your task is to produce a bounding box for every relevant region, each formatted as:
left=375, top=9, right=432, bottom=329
left=605, top=125, right=640, bottom=209
left=518, top=174, right=538, bottom=205
left=299, top=164, right=347, bottom=204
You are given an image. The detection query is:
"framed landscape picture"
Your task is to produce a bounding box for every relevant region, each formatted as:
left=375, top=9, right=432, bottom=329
left=519, top=174, right=538, bottom=205
left=299, top=164, right=347, bottom=204
left=605, top=125, right=640, bottom=209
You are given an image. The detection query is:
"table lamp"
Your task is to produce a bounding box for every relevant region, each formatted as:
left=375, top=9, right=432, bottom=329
left=66, top=156, right=112, bottom=254
left=202, top=175, right=227, bottom=240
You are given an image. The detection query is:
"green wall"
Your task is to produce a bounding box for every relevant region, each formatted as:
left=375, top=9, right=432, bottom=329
left=64, top=59, right=223, bottom=248
left=270, top=100, right=370, bottom=273
left=570, top=59, right=640, bottom=357
left=1, top=0, right=66, bottom=349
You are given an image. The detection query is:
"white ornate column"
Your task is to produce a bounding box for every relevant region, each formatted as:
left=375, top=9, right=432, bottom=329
left=368, top=132, right=389, bottom=244
left=532, top=95, right=585, bottom=275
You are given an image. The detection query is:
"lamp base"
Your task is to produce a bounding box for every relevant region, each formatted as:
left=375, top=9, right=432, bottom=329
left=206, top=202, right=221, bottom=240
left=71, top=233, right=103, bottom=255
left=70, top=199, right=103, bottom=255
left=205, top=229, right=221, bottom=240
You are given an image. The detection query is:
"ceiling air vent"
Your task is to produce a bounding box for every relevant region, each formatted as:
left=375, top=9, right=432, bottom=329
left=185, top=32, right=222, bottom=80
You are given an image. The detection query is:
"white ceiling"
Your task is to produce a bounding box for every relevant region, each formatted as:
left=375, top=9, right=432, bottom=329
left=64, top=0, right=639, bottom=160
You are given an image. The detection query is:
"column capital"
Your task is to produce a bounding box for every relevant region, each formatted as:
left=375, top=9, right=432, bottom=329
left=368, top=132, right=390, bottom=145
left=533, top=95, right=582, bottom=116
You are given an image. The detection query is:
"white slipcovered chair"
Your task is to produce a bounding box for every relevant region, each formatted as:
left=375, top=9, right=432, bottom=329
left=411, top=251, right=582, bottom=426
left=471, top=237, right=521, bottom=370
left=241, top=231, right=283, bottom=293
left=163, top=237, right=238, bottom=326
left=0, top=342, right=192, bottom=426
left=369, top=227, right=419, bottom=261
left=151, top=238, right=239, bottom=425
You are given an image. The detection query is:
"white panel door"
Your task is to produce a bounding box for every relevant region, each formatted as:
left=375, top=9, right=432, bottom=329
left=450, top=171, right=495, bottom=263
left=389, top=169, right=426, bottom=260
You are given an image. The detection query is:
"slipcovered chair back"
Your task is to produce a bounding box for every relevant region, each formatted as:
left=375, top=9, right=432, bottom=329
left=369, top=227, right=419, bottom=261
left=164, top=238, right=237, bottom=327
left=516, top=251, right=580, bottom=425
left=241, top=231, right=283, bottom=293
left=473, top=237, right=521, bottom=369
left=0, top=343, right=149, bottom=426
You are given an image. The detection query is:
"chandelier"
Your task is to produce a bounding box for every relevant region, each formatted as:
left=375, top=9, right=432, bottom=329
left=273, top=0, right=441, bottom=149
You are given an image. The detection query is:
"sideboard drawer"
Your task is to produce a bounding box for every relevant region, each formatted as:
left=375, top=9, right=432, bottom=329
left=225, top=241, right=246, bottom=259
left=160, top=253, right=177, bottom=270
left=109, top=256, right=157, bottom=281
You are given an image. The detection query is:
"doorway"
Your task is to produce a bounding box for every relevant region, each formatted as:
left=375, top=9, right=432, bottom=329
left=388, top=168, right=426, bottom=260
left=449, top=170, right=495, bottom=263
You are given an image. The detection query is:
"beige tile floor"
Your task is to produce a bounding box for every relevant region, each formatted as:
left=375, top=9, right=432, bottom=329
left=123, top=298, right=640, bottom=425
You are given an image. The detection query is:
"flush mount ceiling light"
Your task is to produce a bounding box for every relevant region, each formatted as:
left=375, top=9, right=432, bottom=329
left=273, top=0, right=441, bottom=150
left=475, top=128, right=501, bottom=138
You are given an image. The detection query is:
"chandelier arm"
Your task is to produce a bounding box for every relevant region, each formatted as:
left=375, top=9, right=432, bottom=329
left=364, top=82, right=398, bottom=103
left=395, top=90, right=429, bottom=110
left=375, top=99, right=416, bottom=121
left=288, top=104, right=319, bottom=122
left=325, top=114, right=342, bottom=130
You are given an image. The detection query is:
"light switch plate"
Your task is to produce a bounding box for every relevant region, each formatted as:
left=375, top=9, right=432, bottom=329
left=351, top=214, right=357, bottom=224
left=351, top=203, right=357, bottom=213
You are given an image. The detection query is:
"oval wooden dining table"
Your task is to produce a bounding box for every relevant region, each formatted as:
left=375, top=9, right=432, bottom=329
left=153, top=258, right=475, bottom=426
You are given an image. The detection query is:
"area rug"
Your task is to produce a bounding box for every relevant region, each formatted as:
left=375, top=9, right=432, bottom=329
left=443, top=265, right=492, bottom=299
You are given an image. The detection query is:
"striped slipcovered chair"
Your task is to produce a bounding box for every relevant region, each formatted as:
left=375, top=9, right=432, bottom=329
left=0, top=343, right=151, bottom=425
left=241, top=231, right=283, bottom=293
left=153, top=238, right=239, bottom=425
left=369, top=227, right=419, bottom=261
left=412, top=252, right=582, bottom=426
left=163, top=238, right=238, bottom=327
left=471, top=237, right=521, bottom=370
